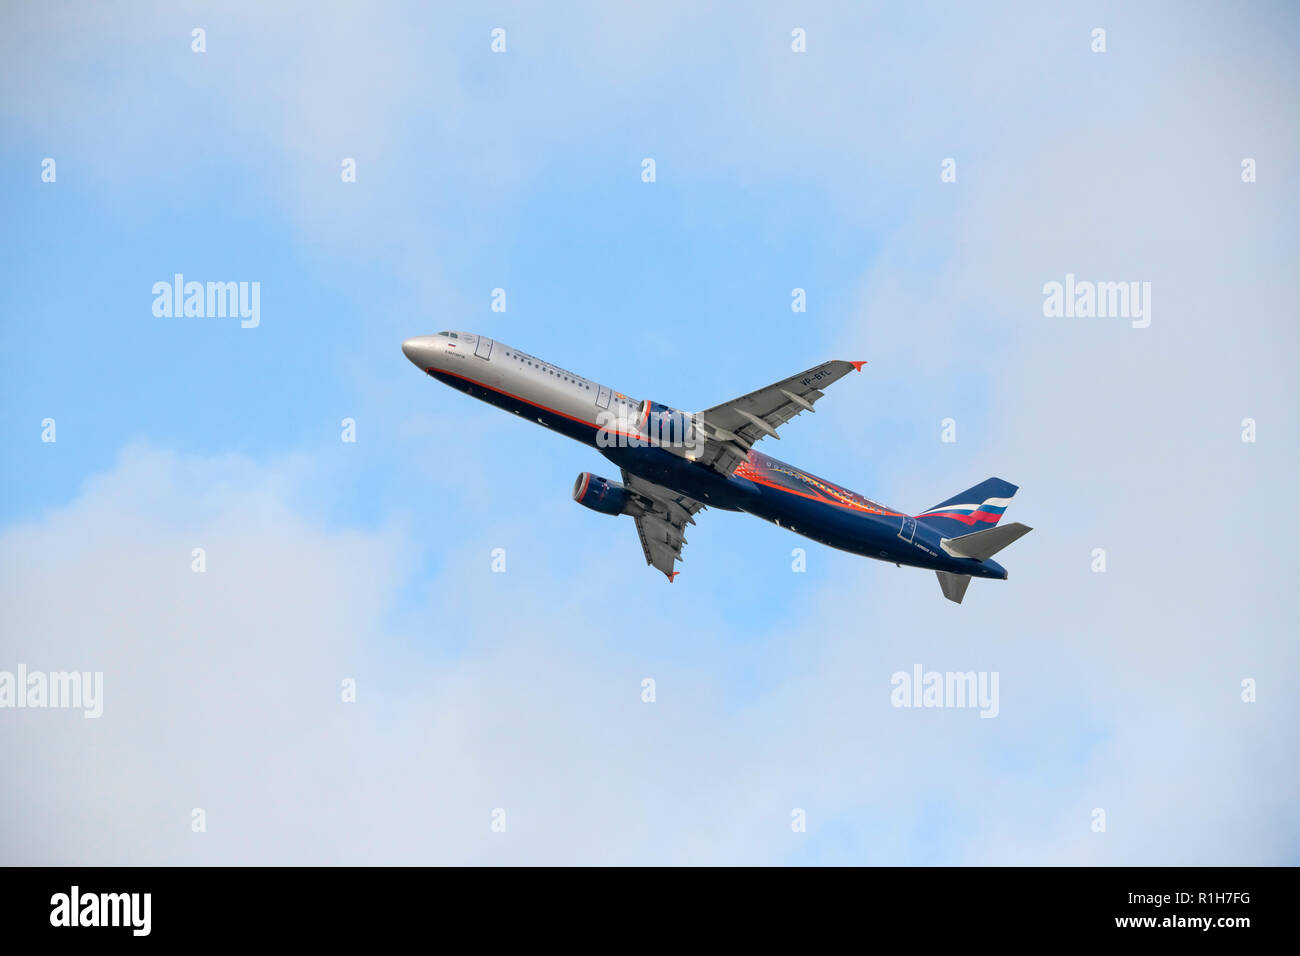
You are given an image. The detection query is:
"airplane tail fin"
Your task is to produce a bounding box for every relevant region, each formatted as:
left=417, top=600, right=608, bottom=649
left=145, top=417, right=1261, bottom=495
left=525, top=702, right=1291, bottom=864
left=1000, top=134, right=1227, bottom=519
left=917, top=478, right=1019, bottom=538
left=924, top=479, right=1030, bottom=604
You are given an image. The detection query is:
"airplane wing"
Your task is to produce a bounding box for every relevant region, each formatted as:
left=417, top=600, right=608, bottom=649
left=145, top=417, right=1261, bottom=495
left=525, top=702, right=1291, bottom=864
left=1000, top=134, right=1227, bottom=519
left=621, top=470, right=705, bottom=581
left=695, top=359, right=866, bottom=475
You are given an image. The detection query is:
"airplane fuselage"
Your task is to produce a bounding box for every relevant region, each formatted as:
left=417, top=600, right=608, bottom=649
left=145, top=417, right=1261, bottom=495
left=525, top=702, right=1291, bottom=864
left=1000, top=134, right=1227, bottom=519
left=401, top=331, right=1007, bottom=580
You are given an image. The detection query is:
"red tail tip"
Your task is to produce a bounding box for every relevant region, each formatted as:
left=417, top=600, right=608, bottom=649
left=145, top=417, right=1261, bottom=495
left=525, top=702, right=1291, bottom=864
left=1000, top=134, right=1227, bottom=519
left=668, top=571, right=680, bottom=583
left=849, top=360, right=868, bottom=372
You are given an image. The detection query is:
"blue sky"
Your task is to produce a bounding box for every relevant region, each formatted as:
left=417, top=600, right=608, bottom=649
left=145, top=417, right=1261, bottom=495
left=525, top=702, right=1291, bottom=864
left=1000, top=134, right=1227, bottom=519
left=2, top=1, right=1297, bottom=864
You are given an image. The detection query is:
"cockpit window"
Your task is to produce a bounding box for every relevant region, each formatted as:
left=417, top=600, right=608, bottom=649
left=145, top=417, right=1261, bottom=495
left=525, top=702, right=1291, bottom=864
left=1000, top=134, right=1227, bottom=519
left=439, top=332, right=459, bottom=339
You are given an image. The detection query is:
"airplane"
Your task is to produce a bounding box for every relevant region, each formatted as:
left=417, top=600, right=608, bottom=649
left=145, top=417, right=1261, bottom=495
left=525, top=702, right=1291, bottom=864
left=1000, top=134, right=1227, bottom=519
left=401, top=331, right=1031, bottom=603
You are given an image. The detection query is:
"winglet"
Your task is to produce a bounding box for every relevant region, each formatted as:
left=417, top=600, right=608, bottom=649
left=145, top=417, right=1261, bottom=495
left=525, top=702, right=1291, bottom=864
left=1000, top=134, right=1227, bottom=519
left=668, top=571, right=680, bottom=583
left=849, top=361, right=867, bottom=372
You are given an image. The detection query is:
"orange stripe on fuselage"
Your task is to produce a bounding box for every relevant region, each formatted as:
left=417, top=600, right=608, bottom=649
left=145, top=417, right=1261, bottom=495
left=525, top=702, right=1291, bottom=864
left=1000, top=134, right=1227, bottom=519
left=738, top=469, right=903, bottom=517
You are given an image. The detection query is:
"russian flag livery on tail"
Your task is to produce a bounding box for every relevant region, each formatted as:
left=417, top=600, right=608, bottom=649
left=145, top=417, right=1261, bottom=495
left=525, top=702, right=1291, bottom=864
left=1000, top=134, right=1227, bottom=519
left=916, top=478, right=1019, bottom=536
left=402, top=331, right=1033, bottom=604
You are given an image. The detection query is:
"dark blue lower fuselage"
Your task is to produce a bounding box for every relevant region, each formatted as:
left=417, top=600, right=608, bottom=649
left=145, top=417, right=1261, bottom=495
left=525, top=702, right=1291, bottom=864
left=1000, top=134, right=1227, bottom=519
left=431, top=369, right=1006, bottom=579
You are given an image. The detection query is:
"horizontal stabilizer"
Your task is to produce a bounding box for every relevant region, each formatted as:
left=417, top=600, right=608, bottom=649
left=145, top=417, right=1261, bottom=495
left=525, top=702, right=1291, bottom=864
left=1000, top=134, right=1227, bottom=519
left=936, top=571, right=972, bottom=604
left=941, top=522, right=1033, bottom=561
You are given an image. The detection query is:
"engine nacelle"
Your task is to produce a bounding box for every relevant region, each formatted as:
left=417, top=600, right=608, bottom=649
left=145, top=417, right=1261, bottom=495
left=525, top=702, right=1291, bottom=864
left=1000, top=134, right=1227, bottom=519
left=595, top=399, right=705, bottom=460
left=639, top=400, right=705, bottom=460
left=573, top=472, right=633, bottom=516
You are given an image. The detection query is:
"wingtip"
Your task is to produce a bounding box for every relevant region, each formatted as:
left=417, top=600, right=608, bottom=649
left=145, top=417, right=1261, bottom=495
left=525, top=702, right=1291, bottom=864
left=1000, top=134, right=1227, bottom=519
left=849, top=360, right=867, bottom=372
left=668, top=571, right=680, bottom=583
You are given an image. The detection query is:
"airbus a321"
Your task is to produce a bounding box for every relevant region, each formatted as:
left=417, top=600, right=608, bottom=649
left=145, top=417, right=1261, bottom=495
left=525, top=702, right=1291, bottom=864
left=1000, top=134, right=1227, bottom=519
left=402, top=331, right=1031, bottom=603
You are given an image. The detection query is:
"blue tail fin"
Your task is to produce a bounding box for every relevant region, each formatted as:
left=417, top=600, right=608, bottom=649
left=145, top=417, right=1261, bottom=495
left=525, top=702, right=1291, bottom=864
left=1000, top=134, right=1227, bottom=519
left=917, top=478, right=1019, bottom=537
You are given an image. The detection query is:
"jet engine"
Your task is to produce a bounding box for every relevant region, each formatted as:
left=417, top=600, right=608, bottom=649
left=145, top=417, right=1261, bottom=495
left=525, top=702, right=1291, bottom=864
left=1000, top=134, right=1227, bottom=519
left=572, top=472, right=635, bottom=516
left=638, top=400, right=705, bottom=460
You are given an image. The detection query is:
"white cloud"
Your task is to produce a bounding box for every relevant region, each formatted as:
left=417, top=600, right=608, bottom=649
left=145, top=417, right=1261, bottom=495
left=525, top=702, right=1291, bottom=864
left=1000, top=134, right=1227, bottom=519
left=2, top=442, right=1295, bottom=864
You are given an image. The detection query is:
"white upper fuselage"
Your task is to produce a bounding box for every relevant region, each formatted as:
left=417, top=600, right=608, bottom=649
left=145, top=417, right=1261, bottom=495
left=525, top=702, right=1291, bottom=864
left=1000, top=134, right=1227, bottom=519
left=400, top=330, right=650, bottom=443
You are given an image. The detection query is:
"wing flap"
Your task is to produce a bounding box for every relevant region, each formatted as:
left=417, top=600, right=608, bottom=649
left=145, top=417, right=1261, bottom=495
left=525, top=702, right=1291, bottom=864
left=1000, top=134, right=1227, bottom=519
left=622, top=471, right=706, bottom=581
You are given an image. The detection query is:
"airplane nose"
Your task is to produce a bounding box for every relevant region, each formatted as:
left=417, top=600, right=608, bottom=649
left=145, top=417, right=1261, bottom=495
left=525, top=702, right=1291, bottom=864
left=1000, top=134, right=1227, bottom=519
left=401, top=336, right=436, bottom=369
